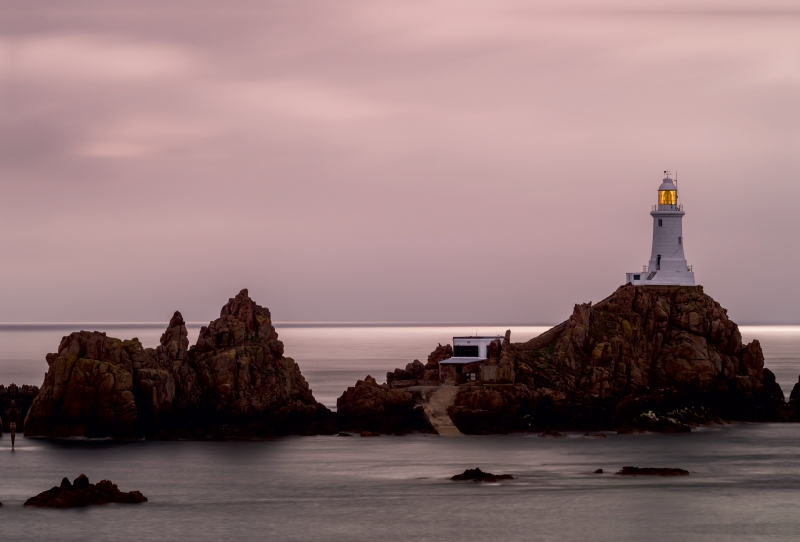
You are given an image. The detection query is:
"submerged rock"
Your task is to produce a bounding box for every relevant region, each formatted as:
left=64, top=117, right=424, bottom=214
left=24, top=290, right=336, bottom=439
left=24, top=474, right=147, bottom=508
left=616, top=467, right=689, bottom=476
left=450, top=468, right=514, bottom=482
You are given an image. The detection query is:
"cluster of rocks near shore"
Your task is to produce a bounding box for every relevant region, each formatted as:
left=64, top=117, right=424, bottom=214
left=8, top=285, right=800, bottom=439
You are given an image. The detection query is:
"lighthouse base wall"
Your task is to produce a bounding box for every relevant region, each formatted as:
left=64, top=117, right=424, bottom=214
left=625, top=270, right=695, bottom=286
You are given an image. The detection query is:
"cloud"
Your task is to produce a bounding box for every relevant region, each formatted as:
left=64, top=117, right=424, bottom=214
left=2, top=34, right=197, bottom=81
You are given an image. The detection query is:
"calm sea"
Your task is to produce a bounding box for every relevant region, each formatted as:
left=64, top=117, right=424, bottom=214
left=1, top=324, right=800, bottom=541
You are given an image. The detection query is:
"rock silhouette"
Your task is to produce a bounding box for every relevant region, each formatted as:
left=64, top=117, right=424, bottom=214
left=616, top=467, right=689, bottom=476
left=24, top=290, right=336, bottom=438
left=24, top=474, right=147, bottom=508
left=450, top=468, right=514, bottom=482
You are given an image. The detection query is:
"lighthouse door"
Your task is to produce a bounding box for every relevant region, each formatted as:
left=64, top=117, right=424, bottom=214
left=656, top=255, right=661, bottom=270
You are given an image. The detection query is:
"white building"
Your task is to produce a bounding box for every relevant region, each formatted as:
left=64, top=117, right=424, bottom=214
left=439, top=336, right=502, bottom=382
left=626, top=172, right=696, bottom=286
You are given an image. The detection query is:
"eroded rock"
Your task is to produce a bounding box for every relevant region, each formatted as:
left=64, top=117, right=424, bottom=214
left=24, top=290, right=335, bottom=438
left=450, top=468, right=514, bottom=482
left=24, top=474, right=147, bottom=508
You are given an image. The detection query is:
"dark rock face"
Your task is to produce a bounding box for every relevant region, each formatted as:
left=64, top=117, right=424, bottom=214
left=1, top=383, right=39, bottom=433
left=336, top=376, right=431, bottom=433
left=24, top=290, right=336, bottom=438
left=450, top=468, right=514, bottom=482
left=386, top=344, right=452, bottom=385
left=451, top=285, right=788, bottom=433
left=24, top=474, right=147, bottom=508
left=616, top=467, right=689, bottom=476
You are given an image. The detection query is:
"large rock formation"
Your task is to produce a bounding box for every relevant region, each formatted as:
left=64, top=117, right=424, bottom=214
left=338, top=285, right=788, bottom=434
left=336, top=376, right=431, bottom=433
left=450, top=285, right=787, bottom=432
left=24, top=289, right=335, bottom=438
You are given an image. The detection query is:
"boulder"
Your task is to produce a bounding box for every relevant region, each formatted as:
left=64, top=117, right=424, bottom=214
left=24, top=474, right=147, bottom=508
left=616, top=466, right=689, bottom=476
left=450, top=468, right=514, bottom=482
left=336, top=376, right=431, bottom=433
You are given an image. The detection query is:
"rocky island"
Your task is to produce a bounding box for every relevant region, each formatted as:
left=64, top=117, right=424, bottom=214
left=23, top=289, right=336, bottom=438
left=338, top=285, right=794, bottom=434
left=8, top=284, right=800, bottom=440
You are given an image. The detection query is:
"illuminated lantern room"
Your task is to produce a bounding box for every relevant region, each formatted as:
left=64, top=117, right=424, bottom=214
left=658, top=177, right=678, bottom=206
left=625, top=171, right=696, bottom=286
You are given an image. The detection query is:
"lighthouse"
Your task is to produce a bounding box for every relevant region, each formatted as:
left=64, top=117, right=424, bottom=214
left=625, top=172, right=695, bottom=286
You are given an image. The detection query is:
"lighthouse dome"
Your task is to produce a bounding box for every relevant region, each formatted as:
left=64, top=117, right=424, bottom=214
left=658, top=177, right=676, bottom=191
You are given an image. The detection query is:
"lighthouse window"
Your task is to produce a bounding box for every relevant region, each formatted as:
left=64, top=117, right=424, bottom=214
left=633, top=274, right=641, bottom=280
left=659, top=190, right=677, bottom=205
left=658, top=219, right=663, bottom=227
left=678, top=236, right=682, bottom=245
left=657, top=255, right=661, bottom=270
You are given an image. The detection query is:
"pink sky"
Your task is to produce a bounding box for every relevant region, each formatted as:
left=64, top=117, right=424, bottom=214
left=1, top=0, right=799, bottom=324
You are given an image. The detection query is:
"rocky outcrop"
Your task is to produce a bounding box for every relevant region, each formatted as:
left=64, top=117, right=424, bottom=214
left=616, top=467, right=689, bottom=476
left=24, top=289, right=336, bottom=439
left=1, top=383, right=39, bottom=433
left=336, top=376, right=431, bottom=433
left=386, top=343, right=452, bottom=385
left=450, top=468, right=514, bottom=482
left=450, top=285, right=787, bottom=433
left=24, top=474, right=147, bottom=508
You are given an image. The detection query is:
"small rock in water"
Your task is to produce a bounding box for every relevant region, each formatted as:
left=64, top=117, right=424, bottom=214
left=337, top=432, right=353, bottom=437
left=616, top=466, right=689, bottom=476
left=538, top=430, right=566, bottom=438
left=594, top=469, right=604, bottom=474
left=583, top=433, right=607, bottom=438
left=451, top=468, right=514, bottom=482
left=24, top=474, right=147, bottom=508
left=360, top=431, right=380, bottom=437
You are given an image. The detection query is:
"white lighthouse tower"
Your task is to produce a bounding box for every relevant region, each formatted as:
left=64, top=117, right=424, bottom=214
left=625, top=172, right=695, bottom=286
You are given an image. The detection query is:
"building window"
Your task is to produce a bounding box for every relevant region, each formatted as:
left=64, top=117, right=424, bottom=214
left=656, top=255, right=661, bottom=270
left=678, top=236, right=682, bottom=245
left=633, top=274, right=641, bottom=280
left=658, top=219, right=663, bottom=227
left=454, top=345, right=479, bottom=357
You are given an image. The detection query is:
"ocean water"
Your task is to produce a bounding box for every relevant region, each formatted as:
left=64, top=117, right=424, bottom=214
left=1, top=324, right=799, bottom=541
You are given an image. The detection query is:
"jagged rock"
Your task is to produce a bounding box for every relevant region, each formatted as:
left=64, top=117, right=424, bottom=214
left=336, top=376, right=431, bottom=433
left=451, top=285, right=787, bottom=433
left=385, top=344, right=452, bottom=385
left=1, top=383, right=38, bottom=433
left=448, top=384, right=533, bottom=434
left=24, top=290, right=335, bottom=438
left=616, top=467, right=689, bottom=476
left=450, top=468, right=514, bottom=482
left=24, top=474, right=147, bottom=508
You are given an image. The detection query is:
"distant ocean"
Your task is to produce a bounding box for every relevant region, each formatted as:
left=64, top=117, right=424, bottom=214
left=1, top=324, right=800, bottom=541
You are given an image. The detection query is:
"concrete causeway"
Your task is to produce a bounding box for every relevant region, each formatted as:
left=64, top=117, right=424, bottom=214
left=421, top=385, right=463, bottom=436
